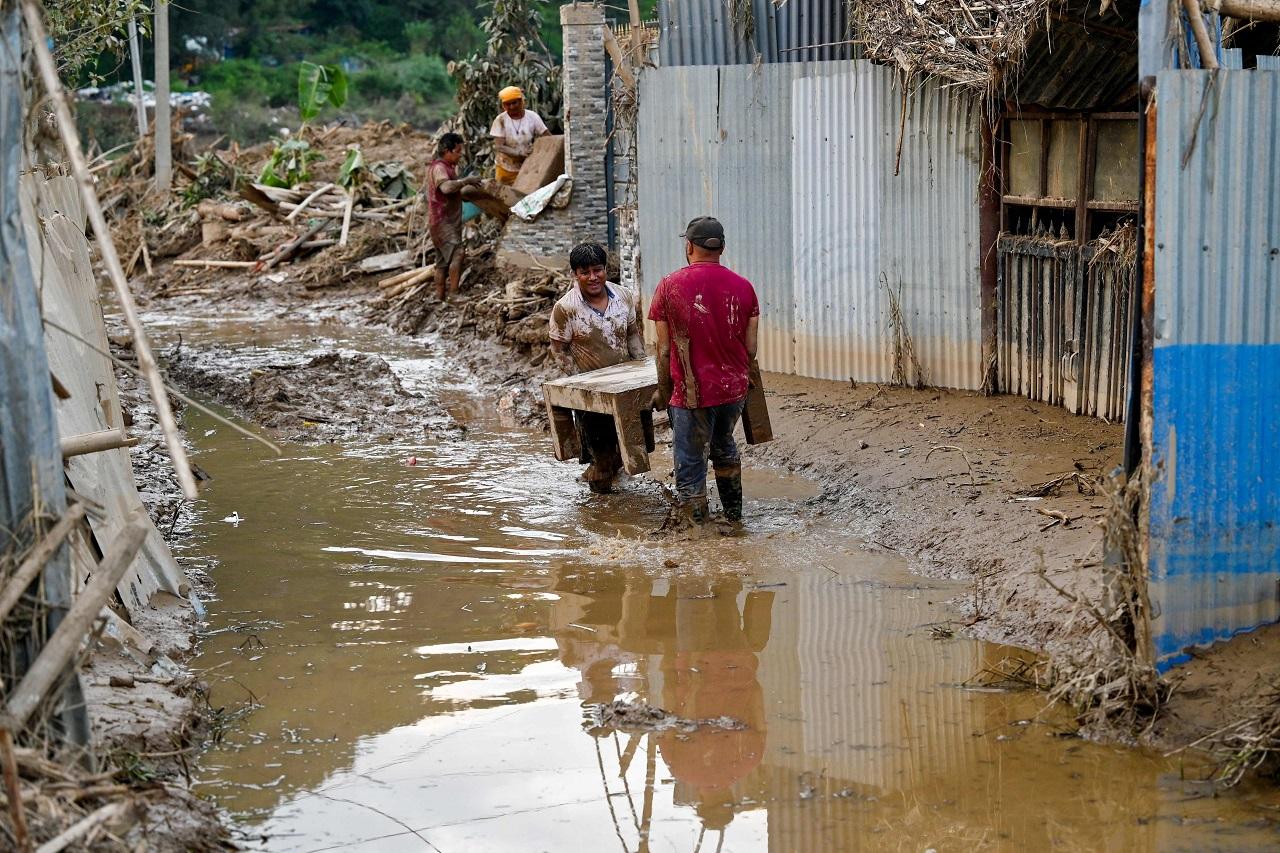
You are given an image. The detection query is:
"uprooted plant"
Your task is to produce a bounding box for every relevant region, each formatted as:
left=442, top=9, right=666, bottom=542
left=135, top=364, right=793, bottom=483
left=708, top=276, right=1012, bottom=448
left=1034, top=466, right=1170, bottom=739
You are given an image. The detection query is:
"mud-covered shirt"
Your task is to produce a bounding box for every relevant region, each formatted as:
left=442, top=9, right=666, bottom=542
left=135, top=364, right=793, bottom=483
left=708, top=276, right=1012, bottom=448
left=648, top=262, right=759, bottom=409
left=426, top=158, right=460, bottom=228
left=549, top=282, right=645, bottom=373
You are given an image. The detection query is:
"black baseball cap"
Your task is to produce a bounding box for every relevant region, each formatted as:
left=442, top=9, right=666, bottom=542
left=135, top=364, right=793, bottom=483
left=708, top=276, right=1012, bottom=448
left=681, top=216, right=725, bottom=250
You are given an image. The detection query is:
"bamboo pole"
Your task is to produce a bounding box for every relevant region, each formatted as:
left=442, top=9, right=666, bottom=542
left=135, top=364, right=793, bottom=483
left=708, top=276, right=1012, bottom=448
left=60, top=428, right=139, bottom=458
left=0, top=518, right=148, bottom=731
left=153, top=0, right=171, bottom=190
left=21, top=0, right=199, bottom=500
left=1183, top=0, right=1221, bottom=69
left=339, top=190, right=355, bottom=246
left=0, top=504, right=88, bottom=627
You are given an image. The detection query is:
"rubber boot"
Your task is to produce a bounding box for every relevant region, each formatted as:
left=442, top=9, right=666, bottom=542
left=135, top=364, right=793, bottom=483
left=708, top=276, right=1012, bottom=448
left=686, top=495, right=709, bottom=525
left=716, top=474, right=743, bottom=523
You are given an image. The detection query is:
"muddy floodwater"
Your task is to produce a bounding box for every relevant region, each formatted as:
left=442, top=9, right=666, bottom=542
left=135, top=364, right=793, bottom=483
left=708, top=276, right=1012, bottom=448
left=165, top=313, right=1280, bottom=851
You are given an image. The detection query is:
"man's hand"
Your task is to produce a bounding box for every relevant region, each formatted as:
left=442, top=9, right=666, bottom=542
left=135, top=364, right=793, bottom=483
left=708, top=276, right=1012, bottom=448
left=464, top=175, right=483, bottom=186
left=650, top=389, right=667, bottom=411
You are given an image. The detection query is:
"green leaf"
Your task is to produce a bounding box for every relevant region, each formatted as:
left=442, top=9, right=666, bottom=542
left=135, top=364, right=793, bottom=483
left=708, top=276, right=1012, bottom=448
left=326, top=66, right=349, bottom=109
left=298, top=62, right=347, bottom=124
left=338, top=147, right=364, bottom=188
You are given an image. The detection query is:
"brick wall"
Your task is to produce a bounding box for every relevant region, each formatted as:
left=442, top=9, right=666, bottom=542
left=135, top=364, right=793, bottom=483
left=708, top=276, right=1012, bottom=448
left=499, top=3, right=610, bottom=269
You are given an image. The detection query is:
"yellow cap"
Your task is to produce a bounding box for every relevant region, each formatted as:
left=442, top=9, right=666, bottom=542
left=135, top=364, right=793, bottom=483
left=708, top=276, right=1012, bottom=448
left=498, top=86, right=524, bottom=104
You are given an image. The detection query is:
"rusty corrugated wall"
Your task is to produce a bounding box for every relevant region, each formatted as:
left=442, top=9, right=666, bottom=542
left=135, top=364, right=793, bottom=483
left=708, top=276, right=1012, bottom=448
left=1148, top=69, right=1280, bottom=668
left=637, top=62, right=983, bottom=387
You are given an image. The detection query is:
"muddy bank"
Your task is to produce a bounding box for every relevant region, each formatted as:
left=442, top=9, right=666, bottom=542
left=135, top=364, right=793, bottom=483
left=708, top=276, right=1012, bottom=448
left=744, top=377, right=1124, bottom=655
left=64, top=339, right=229, bottom=849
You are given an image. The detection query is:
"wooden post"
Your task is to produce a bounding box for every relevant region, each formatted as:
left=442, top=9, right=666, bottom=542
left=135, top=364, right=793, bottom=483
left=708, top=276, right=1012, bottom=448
left=1214, top=0, right=1280, bottom=20
left=0, top=518, right=148, bottom=731
left=603, top=28, right=637, bottom=89
left=153, top=0, right=172, bottom=190
left=21, top=0, right=199, bottom=499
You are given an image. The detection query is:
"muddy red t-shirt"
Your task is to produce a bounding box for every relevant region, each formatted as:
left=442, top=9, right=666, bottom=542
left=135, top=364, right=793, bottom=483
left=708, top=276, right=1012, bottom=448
left=648, top=262, right=759, bottom=409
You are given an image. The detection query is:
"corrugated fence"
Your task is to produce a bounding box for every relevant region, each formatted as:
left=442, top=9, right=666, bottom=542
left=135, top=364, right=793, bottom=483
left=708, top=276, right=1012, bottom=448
left=657, top=0, right=854, bottom=66
left=1149, top=69, right=1280, bottom=668
left=637, top=61, right=983, bottom=386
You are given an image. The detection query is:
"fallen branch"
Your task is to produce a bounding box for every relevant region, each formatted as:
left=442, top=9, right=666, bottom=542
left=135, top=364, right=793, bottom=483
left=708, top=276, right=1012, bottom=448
left=172, top=259, right=258, bottom=269
left=285, top=181, right=336, bottom=221
left=926, top=444, right=974, bottom=485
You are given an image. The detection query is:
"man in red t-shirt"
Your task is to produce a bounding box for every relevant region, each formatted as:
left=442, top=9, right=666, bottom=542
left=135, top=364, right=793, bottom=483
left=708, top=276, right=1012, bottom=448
left=426, top=132, right=481, bottom=300
left=648, top=217, right=760, bottom=524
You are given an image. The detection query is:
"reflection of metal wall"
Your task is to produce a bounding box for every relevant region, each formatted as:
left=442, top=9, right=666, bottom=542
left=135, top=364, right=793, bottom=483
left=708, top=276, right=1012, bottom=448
left=997, top=238, right=1134, bottom=421
left=1149, top=70, right=1280, bottom=668
left=657, top=0, right=854, bottom=67
left=637, top=62, right=982, bottom=387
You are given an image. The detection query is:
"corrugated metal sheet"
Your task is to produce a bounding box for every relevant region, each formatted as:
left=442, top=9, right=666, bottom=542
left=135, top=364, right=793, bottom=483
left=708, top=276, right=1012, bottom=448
left=638, top=62, right=847, bottom=373
left=21, top=170, right=187, bottom=614
left=1149, top=69, right=1280, bottom=669
left=0, top=7, right=86, bottom=744
left=792, top=67, right=982, bottom=387
left=638, top=62, right=982, bottom=387
left=1012, top=2, right=1140, bottom=109
left=1258, top=55, right=1280, bottom=71
left=657, top=0, right=854, bottom=66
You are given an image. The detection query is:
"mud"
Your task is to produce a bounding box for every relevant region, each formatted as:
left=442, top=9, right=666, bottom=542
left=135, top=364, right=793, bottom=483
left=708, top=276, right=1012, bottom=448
left=745, top=377, right=1124, bottom=655
left=166, top=345, right=458, bottom=442
left=173, top=370, right=1279, bottom=851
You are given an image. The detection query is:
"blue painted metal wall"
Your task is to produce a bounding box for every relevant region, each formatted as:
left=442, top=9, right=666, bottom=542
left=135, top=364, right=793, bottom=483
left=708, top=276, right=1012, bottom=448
left=1149, top=69, right=1280, bottom=668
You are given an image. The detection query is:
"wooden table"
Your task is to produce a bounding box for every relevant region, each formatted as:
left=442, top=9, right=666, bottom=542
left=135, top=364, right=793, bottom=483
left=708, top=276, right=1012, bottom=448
left=543, top=358, right=773, bottom=476
left=544, top=359, right=658, bottom=474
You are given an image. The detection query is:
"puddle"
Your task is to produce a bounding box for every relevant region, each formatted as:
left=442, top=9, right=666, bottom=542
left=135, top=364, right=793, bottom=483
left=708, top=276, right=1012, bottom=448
left=176, top=316, right=1280, bottom=851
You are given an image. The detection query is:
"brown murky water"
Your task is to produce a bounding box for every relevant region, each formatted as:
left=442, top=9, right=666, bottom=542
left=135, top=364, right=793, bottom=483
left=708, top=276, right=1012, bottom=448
left=170, top=313, right=1280, bottom=852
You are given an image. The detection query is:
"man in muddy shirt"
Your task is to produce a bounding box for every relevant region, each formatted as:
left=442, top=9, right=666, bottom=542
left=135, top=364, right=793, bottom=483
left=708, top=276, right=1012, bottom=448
left=649, top=217, right=759, bottom=524
left=549, top=242, right=645, bottom=493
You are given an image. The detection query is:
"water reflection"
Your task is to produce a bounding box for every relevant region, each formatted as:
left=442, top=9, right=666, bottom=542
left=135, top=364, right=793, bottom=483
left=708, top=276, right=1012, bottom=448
left=168, top=316, right=1279, bottom=851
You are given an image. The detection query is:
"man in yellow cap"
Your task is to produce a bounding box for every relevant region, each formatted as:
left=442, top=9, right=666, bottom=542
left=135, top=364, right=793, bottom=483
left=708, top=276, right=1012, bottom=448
left=490, top=85, right=549, bottom=185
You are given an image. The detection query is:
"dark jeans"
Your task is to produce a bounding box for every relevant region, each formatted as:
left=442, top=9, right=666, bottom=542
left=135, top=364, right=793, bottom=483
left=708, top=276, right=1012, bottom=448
left=669, top=400, right=745, bottom=503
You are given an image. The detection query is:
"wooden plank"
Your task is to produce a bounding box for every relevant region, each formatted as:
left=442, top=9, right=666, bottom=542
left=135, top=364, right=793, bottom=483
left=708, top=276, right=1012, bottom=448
left=544, top=358, right=657, bottom=395
left=513, top=135, right=566, bottom=196
left=741, top=362, right=772, bottom=444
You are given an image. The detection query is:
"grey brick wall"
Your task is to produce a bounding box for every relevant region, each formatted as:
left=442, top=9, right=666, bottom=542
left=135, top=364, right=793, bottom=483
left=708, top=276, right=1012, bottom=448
left=499, top=3, right=610, bottom=269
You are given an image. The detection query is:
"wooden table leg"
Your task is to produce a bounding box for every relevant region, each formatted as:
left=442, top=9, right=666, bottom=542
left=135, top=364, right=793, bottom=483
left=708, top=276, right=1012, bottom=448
left=611, top=394, right=651, bottom=475
left=548, top=403, right=580, bottom=461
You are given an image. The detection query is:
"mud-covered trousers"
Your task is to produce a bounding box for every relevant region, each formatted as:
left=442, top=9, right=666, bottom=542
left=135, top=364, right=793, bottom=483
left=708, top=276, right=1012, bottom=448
left=669, top=399, right=746, bottom=504
left=576, top=411, right=622, bottom=484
